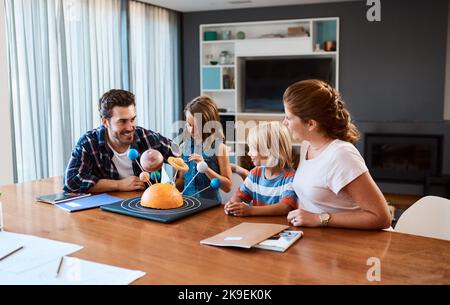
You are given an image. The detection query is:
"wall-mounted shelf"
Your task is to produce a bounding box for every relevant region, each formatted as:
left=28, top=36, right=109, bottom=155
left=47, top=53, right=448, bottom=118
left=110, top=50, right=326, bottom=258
left=202, top=64, right=235, bottom=68
left=202, top=40, right=237, bottom=44
left=203, top=89, right=235, bottom=93
left=234, top=112, right=286, bottom=117
left=200, top=17, right=339, bottom=168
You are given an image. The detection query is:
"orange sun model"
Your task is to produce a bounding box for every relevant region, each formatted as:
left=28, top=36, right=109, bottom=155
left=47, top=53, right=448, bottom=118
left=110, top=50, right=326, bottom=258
left=140, top=156, right=189, bottom=210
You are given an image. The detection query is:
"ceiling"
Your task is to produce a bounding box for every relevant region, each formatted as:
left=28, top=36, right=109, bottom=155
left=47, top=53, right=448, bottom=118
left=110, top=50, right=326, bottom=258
left=140, top=0, right=359, bottom=13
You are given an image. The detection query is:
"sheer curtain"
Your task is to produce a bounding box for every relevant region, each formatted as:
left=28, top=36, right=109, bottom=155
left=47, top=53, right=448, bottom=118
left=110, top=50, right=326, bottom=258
left=129, top=1, right=181, bottom=139
left=5, top=0, right=125, bottom=182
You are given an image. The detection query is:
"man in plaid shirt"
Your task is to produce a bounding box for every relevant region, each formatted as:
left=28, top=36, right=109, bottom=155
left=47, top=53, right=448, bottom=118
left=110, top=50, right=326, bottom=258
left=63, top=89, right=174, bottom=193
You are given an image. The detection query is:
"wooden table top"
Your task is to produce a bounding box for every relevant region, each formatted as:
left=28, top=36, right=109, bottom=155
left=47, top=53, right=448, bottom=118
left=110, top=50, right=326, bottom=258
left=1, top=177, right=449, bottom=284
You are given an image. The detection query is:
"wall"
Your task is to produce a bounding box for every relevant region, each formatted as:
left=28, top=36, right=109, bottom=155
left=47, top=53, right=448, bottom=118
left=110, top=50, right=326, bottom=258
left=0, top=0, right=14, bottom=186
left=182, top=0, right=450, bottom=195
left=445, top=0, right=450, bottom=121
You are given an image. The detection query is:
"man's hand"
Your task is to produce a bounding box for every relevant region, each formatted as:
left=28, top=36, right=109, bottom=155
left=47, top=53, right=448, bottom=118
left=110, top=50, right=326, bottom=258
left=117, top=176, right=146, bottom=191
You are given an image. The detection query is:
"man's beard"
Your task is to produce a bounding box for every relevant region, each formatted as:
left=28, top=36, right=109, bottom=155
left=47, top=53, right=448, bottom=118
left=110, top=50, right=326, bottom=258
left=112, top=129, right=135, bottom=145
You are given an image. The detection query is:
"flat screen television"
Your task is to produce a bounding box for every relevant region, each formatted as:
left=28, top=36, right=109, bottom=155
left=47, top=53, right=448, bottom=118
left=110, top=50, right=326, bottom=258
left=241, top=57, right=334, bottom=113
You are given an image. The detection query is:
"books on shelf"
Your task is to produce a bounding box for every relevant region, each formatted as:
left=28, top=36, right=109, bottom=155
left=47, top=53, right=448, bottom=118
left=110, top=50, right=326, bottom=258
left=200, top=222, right=302, bottom=252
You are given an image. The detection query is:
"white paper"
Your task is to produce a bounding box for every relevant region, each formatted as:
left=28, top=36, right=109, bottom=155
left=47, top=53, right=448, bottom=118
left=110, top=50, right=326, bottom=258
left=0, top=231, right=82, bottom=273
left=0, top=257, right=146, bottom=285
left=65, top=202, right=81, bottom=207
left=224, top=237, right=243, bottom=241
left=0, top=241, right=23, bottom=260
left=161, top=166, right=171, bottom=183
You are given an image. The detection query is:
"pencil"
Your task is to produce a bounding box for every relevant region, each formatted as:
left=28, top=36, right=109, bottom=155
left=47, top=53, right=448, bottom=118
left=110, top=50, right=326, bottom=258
left=56, top=256, right=64, bottom=277
left=0, top=245, right=24, bottom=261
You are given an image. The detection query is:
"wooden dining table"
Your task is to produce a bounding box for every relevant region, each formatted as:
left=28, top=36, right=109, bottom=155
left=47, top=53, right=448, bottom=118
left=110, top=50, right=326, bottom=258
left=1, top=177, right=449, bottom=284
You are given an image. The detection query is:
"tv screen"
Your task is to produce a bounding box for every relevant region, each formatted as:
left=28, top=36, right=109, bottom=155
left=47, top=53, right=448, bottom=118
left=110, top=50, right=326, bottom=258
left=243, top=57, right=334, bottom=112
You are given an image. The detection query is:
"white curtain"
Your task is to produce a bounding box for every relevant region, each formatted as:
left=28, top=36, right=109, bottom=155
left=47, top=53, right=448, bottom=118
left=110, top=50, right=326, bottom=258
left=5, top=0, right=124, bottom=182
left=129, top=1, right=181, bottom=139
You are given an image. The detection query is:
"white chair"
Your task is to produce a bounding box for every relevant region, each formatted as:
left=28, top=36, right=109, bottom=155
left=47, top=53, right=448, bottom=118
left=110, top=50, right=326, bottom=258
left=394, top=196, right=450, bottom=241
left=219, top=172, right=244, bottom=204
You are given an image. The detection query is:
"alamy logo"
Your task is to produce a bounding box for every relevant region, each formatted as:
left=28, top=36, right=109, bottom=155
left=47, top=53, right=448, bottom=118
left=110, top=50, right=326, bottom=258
left=366, top=257, right=381, bottom=282
left=367, top=0, right=381, bottom=22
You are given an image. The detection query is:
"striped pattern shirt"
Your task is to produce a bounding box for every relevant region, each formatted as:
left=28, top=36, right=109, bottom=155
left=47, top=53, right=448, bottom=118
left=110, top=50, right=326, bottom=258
left=63, top=125, right=173, bottom=193
left=236, top=167, right=298, bottom=208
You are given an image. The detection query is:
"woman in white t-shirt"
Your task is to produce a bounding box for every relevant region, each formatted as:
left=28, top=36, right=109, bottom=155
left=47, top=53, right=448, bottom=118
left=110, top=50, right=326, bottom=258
left=283, top=79, right=391, bottom=229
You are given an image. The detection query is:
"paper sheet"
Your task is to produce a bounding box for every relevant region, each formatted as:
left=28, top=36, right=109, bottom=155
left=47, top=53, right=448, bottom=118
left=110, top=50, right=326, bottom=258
left=0, top=257, right=145, bottom=285
left=161, top=166, right=171, bottom=183
left=0, top=231, right=82, bottom=273
left=0, top=240, right=23, bottom=260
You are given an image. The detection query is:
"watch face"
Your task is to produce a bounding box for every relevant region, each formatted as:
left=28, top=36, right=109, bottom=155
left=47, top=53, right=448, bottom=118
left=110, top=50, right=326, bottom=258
left=320, top=213, right=330, bottom=222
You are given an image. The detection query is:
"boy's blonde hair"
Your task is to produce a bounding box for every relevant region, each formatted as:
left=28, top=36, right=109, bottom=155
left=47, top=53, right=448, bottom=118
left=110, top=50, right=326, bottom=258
left=247, top=121, right=293, bottom=169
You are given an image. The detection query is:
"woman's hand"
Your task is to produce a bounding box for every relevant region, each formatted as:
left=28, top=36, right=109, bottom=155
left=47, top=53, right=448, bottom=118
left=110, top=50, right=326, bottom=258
left=189, top=153, right=204, bottom=163
left=287, top=208, right=321, bottom=227
left=224, top=201, right=252, bottom=217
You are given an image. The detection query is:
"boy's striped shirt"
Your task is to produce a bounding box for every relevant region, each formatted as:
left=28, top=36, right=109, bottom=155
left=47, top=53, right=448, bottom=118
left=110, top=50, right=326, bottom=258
left=236, top=167, right=297, bottom=208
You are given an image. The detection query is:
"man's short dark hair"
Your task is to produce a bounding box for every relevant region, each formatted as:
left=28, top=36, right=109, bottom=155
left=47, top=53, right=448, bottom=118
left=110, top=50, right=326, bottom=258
left=99, top=89, right=136, bottom=119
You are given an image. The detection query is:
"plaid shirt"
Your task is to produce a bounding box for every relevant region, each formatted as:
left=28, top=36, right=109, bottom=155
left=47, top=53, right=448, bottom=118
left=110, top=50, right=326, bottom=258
left=63, top=125, right=173, bottom=193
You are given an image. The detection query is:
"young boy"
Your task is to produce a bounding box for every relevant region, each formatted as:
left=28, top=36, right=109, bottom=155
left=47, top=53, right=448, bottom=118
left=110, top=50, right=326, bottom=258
left=224, top=122, right=297, bottom=216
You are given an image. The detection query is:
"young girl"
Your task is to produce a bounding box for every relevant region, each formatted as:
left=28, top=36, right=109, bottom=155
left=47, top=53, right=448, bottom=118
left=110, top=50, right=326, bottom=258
left=176, top=96, right=232, bottom=202
left=224, top=121, right=297, bottom=216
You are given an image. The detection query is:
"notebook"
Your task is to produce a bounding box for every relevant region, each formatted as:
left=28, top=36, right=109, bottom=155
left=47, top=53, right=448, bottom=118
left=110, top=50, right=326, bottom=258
left=36, top=192, right=91, bottom=204
left=254, top=229, right=303, bottom=252
left=55, top=194, right=122, bottom=212
left=200, top=222, right=290, bottom=249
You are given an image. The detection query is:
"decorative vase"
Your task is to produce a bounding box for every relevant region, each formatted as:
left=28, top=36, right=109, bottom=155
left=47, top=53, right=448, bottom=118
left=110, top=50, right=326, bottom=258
left=236, top=31, right=246, bottom=39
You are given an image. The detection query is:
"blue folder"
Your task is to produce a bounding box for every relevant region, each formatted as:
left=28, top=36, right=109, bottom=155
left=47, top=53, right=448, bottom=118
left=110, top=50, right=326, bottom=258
left=55, top=193, right=122, bottom=212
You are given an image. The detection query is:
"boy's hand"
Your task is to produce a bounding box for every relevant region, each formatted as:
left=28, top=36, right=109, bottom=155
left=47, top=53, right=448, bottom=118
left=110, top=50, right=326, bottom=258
left=224, top=201, right=252, bottom=217
left=189, top=153, right=204, bottom=163
left=223, top=201, right=234, bottom=215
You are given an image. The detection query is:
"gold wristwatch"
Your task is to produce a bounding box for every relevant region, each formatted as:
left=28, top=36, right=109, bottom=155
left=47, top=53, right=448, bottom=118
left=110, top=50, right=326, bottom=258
left=319, top=212, right=331, bottom=227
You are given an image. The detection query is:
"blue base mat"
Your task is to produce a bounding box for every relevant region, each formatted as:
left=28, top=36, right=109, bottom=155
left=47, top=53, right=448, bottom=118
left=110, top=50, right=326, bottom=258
left=101, top=196, right=221, bottom=223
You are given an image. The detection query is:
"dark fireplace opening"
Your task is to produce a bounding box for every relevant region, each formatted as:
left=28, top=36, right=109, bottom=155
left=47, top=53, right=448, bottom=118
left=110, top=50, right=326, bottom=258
left=364, top=134, right=443, bottom=184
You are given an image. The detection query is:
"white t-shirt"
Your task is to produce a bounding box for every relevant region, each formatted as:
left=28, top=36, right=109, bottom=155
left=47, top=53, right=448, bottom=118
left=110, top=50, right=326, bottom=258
left=108, top=144, right=135, bottom=179
left=293, top=139, right=368, bottom=213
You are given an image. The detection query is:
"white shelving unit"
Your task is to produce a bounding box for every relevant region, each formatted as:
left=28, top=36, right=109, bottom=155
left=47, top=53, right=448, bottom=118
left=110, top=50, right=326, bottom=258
left=199, top=17, right=339, bottom=166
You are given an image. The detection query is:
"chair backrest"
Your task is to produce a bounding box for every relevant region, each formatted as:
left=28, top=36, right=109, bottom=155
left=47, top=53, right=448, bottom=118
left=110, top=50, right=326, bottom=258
left=394, top=196, right=450, bottom=241
left=219, top=172, right=244, bottom=204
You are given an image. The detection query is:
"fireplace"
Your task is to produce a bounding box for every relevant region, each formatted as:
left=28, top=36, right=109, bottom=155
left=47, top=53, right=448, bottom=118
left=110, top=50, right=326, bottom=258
left=364, top=134, right=443, bottom=183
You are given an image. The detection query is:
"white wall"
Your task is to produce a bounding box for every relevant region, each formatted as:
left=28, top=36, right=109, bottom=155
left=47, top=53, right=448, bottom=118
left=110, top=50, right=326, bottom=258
left=0, top=1, right=14, bottom=185
left=445, top=0, right=450, bottom=121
